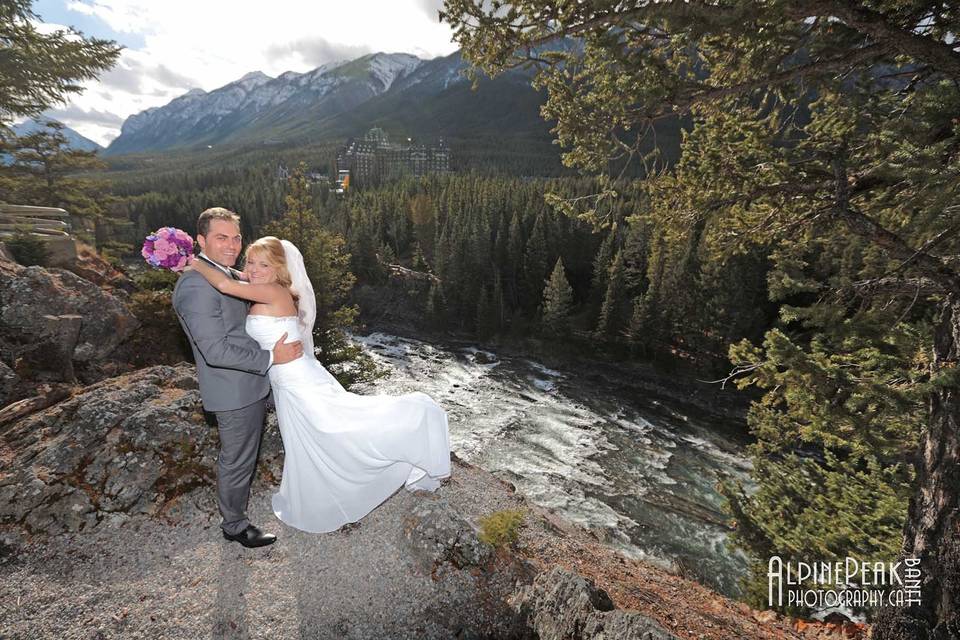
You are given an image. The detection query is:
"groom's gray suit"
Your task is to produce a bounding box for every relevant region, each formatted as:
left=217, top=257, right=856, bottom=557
left=172, top=256, right=272, bottom=536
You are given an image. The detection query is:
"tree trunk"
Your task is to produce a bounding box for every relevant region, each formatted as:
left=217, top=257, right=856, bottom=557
left=873, top=296, right=960, bottom=640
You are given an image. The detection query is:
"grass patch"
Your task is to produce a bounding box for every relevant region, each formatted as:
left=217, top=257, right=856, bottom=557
left=478, top=508, right=524, bottom=548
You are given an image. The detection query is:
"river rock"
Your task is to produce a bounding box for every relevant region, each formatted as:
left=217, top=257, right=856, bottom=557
left=403, top=493, right=494, bottom=570
left=512, top=566, right=681, bottom=640
left=16, top=314, right=82, bottom=382
left=473, top=350, right=498, bottom=365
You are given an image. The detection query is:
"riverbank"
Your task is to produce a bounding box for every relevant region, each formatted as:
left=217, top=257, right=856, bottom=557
left=0, top=349, right=864, bottom=639
left=348, top=326, right=757, bottom=599
left=0, top=451, right=834, bottom=639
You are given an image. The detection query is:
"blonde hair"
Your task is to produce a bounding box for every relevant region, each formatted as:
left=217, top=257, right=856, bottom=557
left=244, top=236, right=299, bottom=302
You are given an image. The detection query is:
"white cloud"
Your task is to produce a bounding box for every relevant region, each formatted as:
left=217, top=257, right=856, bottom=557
left=265, top=37, right=373, bottom=69
left=413, top=0, right=445, bottom=20
left=66, top=0, right=155, bottom=34
left=45, top=104, right=125, bottom=127
left=48, top=0, right=459, bottom=146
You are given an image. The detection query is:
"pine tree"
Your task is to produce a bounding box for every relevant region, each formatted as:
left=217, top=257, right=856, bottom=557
left=1, top=1, right=120, bottom=127
left=445, top=224, right=468, bottom=325
left=263, top=164, right=361, bottom=378
left=664, top=216, right=706, bottom=344
left=621, top=220, right=648, bottom=296
left=491, top=273, right=505, bottom=332
left=628, top=235, right=667, bottom=351
left=591, top=222, right=618, bottom=296
left=379, top=242, right=397, bottom=265
left=505, top=210, right=524, bottom=308
left=493, top=211, right=509, bottom=276
left=412, top=241, right=429, bottom=272
left=475, top=286, right=497, bottom=339
left=434, top=223, right=450, bottom=280
left=541, top=257, right=573, bottom=337
left=522, top=214, right=549, bottom=313
left=595, top=249, right=625, bottom=337
left=627, top=295, right=653, bottom=354
left=2, top=120, right=111, bottom=226
left=426, top=280, right=446, bottom=328
left=273, top=162, right=315, bottom=250
left=348, top=220, right=386, bottom=284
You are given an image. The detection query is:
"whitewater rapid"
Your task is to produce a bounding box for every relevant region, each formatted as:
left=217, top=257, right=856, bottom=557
left=351, top=332, right=754, bottom=597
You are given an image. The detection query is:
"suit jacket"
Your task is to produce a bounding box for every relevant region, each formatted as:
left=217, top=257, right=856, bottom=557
left=172, top=257, right=271, bottom=412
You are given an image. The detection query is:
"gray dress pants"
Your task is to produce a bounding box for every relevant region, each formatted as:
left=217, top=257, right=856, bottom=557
left=213, top=396, right=267, bottom=535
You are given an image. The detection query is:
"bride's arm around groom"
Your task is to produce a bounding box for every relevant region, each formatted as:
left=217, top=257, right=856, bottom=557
left=173, top=271, right=272, bottom=375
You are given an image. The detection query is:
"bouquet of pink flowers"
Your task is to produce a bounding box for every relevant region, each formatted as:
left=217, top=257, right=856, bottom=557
left=141, top=227, right=194, bottom=272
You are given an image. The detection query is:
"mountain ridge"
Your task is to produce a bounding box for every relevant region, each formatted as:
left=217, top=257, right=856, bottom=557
left=103, top=46, right=681, bottom=174
left=105, top=52, right=427, bottom=155
left=12, top=118, right=103, bottom=152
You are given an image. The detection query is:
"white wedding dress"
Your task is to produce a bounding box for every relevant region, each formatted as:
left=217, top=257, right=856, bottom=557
left=245, top=314, right=451, bottom=533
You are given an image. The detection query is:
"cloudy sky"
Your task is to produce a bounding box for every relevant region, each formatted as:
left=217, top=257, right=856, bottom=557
left=30, top=0, right=458, bottom=146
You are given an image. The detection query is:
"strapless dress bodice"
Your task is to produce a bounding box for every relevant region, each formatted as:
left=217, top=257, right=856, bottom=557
left=245, top=314, right=301, bottom=350
left=245, top=315, right=337, bottom=389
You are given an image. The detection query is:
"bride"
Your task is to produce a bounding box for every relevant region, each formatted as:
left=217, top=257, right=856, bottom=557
left=189, top=236, right=451, bottom=533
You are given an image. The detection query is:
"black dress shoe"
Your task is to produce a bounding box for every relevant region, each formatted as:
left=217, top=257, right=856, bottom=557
left=222, top=524, right=277, bottom=548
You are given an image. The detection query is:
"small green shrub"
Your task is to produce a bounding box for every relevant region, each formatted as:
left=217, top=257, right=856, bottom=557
left=478, top=509, right=525, bottom=548
left=100, top=241, right=133, bottom=269
left=129, top=289, right=176, bottom=328
left=127, top=289, right=192, bottom=365
left=134, top=268, right=179, bottom=291
left=4, top=232, right=49, bottom=266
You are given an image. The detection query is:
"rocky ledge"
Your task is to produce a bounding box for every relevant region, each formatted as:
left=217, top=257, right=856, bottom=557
left=0, top=364, right=858, bottom=639
left=0, top=247, right=139, bottom=406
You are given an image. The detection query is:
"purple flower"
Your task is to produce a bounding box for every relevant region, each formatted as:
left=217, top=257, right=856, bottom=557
left=142, top=227, right=195, bottom=272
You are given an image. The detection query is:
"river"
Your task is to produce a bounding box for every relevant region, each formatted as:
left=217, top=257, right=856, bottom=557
left=352, top=331, right=755, bottom=599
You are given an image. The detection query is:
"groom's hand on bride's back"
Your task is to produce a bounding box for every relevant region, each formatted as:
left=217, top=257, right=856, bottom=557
left=272, top=332, right=303, bottom=364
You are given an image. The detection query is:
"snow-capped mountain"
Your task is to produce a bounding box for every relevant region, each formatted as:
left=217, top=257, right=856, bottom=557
left=102, top=47, right=597, bottom=164
left=102, top=42, right=680, bottom=174
left=106, top=53, right=425, bottom=155
left=11, top=118, right=103, bottom=152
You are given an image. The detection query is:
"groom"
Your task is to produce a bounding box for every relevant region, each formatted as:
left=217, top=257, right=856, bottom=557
left=172, top=207, right=303, bottom=548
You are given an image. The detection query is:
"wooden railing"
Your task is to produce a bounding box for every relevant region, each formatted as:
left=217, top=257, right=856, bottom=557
left=0, top=204, right=72, bottom=237
left=0, top=204, right=77, bottom=265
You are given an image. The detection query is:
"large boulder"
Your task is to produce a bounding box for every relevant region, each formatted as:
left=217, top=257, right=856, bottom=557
left=68, top=243, right=136, bottom=293
left=512, top=567, right=681, bottom=640
left=403, top=493, right=494, bottom=570
left=0, top=252, right=139, bottom=389
left=0, top=360, right=16, bottom=407
left=0, top=363, right=282, bottom=536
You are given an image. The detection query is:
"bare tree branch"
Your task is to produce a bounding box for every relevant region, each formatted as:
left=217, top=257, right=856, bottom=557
left=847, top=276, right=946, bottom=296
left=782, top=0, right=960, bottom=80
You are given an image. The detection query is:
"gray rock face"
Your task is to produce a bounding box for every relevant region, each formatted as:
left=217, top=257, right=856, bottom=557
left=0, top=364, right=252, bottom=535
left=15, top=314, right=81, bottom=382
left=513, top=567, right=681, bottom=640
left=0, top=360, right=694, bottom=640
left=0, top=360, right=16, bottom=407
left=0, top=254, right=139, bottom=393
left=403, top=493, right=494, bottom=570
left=0, top=263, right=137, bottom=361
